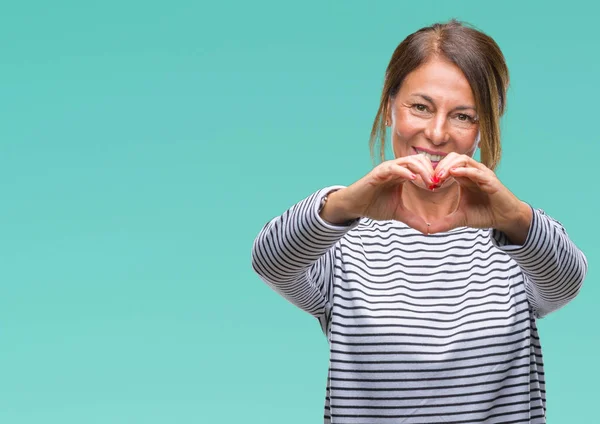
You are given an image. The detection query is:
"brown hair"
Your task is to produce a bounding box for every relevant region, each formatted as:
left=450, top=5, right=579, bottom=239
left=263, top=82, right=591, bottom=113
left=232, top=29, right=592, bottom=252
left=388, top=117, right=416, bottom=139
left=369, top=19, right=509, bottom=170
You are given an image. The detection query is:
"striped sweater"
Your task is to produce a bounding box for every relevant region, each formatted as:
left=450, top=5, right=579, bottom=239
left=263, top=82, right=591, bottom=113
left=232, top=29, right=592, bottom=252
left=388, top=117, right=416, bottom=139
left=251, top=186, right=587, bottom=424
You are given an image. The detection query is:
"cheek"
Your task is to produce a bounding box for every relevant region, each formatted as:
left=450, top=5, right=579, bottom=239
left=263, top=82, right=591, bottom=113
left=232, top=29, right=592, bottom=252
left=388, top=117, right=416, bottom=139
left=452, top=127, right=480, bottom=155
left=393, top=111, right=424, bottom=143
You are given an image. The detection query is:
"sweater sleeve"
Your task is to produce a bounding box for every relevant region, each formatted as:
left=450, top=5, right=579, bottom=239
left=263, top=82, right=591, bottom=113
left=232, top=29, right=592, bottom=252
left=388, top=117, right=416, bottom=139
left=491, top=206, right=588, bottom=319
left=251, top=186, right=359, bottom=320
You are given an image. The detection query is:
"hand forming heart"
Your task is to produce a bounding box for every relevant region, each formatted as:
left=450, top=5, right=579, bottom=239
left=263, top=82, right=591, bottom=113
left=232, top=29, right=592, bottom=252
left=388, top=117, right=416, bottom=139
left=322, top=152, right=532, bottom=240
left=424, top=152, right=530, bottom=236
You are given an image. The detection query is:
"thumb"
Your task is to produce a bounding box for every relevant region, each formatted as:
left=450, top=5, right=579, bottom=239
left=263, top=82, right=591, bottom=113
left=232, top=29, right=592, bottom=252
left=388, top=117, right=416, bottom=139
left=427, top=210, right=466, bottom=235
left=395, top=209, right=430, bottom=234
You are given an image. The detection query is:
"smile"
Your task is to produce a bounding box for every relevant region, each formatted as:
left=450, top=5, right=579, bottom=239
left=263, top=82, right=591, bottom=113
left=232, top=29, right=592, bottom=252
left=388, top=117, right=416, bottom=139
left=414, top=148, right=445, bottom=162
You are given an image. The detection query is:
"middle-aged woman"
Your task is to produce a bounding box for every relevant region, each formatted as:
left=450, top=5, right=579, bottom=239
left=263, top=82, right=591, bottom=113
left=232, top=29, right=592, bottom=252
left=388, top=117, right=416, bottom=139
left=251, top=19, right=588, bottom=423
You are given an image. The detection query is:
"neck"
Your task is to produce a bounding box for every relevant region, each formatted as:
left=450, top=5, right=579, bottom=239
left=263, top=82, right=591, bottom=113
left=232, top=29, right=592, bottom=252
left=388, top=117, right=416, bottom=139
left=402, top=182, right=460, bottom=223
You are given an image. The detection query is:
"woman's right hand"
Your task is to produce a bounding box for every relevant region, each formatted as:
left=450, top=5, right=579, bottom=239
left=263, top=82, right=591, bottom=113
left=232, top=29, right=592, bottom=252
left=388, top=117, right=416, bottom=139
left=320, top=154, right=435, bottom=233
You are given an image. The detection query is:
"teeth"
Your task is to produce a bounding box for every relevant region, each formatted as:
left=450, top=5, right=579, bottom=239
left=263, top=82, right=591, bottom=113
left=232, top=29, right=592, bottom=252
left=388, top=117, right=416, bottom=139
left=418, top=151, right=444, bottom=162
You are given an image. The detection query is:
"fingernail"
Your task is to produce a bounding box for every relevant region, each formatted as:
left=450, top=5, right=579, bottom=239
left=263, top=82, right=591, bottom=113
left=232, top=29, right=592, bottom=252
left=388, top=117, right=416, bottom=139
left=436, top=170, right=444, bottom=179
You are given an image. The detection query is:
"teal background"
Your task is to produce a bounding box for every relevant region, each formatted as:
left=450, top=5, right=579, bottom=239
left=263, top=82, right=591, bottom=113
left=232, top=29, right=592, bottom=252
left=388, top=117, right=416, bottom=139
left=0, top=1, right=597, bottom=422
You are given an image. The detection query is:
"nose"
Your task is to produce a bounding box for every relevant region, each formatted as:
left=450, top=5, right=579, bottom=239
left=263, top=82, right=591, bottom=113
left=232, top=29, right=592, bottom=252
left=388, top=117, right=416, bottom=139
left=423, top=115, right=449, bottom=145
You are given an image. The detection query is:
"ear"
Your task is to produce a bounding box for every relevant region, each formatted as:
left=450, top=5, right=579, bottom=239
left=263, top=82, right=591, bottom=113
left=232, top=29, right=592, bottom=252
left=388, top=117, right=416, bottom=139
left=385, top=99, right=393, bottom=126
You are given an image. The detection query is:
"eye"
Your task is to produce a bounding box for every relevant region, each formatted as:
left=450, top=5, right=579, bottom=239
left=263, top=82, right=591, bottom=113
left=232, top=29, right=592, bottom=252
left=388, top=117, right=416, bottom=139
left=456, top=113, right=475, bottom=122
left=412, top=104, right=429, bottom=112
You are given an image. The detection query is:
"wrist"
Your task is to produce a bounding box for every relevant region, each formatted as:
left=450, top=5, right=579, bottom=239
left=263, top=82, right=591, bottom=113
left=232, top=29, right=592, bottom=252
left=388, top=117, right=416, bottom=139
left=497, top=201, right=533, bottom=245
left=320, top=189, right=361, bottom=225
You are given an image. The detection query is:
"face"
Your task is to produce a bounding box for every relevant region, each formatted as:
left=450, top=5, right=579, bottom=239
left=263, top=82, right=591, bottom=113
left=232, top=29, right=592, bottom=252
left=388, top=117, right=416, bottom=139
left=387, top=56, right=480, bottom=187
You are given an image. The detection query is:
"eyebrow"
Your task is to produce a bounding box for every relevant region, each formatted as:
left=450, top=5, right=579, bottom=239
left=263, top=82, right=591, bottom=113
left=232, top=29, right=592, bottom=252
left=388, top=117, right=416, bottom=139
left=412, top=93, right=476, bottom=111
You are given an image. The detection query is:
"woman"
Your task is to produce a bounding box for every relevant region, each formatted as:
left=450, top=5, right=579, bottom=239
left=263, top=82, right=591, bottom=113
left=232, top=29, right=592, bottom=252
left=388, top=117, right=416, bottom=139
left=251, top=20, right=587, bottom=423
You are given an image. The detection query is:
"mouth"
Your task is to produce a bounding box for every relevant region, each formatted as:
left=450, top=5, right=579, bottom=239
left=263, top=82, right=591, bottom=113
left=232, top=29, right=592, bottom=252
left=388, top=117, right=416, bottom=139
left=414, top=147, right=446, bottom=166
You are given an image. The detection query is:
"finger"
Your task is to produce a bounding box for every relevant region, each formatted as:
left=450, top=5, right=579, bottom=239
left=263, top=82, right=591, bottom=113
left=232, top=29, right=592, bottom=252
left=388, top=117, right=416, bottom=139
left=433, top=152, right=459, bottom=178
left=395, top=208, right=430, bottom=234
left=452, top=175, right=479, bottom=190
left=411, top=154, right=436, bottom=181
left=427, top=210, right=467, bottom=234
left=427, top=213, right=465, bottom=234
left=385, top=163, right=418, bottom=183
left=436, top=158, right=467, bottom=180
left=464, top=156, right=489, bottom=171
left=374, top=162, right=411, bottom=183
left=449, top=167, right=495, bottom=192
left=397, top=156, right=435, bottom=185
left=436, top=154, right=481, bottom=180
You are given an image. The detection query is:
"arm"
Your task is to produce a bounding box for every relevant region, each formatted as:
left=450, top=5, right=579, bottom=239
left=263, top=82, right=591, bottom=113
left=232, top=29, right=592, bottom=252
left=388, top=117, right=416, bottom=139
left=251, top=186, right=359, bottom=319
left=491, top=206, right=588, bottom=318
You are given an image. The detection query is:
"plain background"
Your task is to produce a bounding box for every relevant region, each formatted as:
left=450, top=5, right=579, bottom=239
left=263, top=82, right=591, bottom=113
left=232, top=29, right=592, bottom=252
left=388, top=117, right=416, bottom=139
left=1, top=1, right=598, bottom=422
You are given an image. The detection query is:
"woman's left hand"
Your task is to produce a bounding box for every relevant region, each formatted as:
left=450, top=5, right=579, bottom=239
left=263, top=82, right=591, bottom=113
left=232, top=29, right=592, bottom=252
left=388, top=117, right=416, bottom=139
left=427, top=153, right=532, bottom=243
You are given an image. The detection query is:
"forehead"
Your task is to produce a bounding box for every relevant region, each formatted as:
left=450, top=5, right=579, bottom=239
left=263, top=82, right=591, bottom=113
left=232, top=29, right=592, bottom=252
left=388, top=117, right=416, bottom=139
left=398, top=57, right=475, bottom=105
